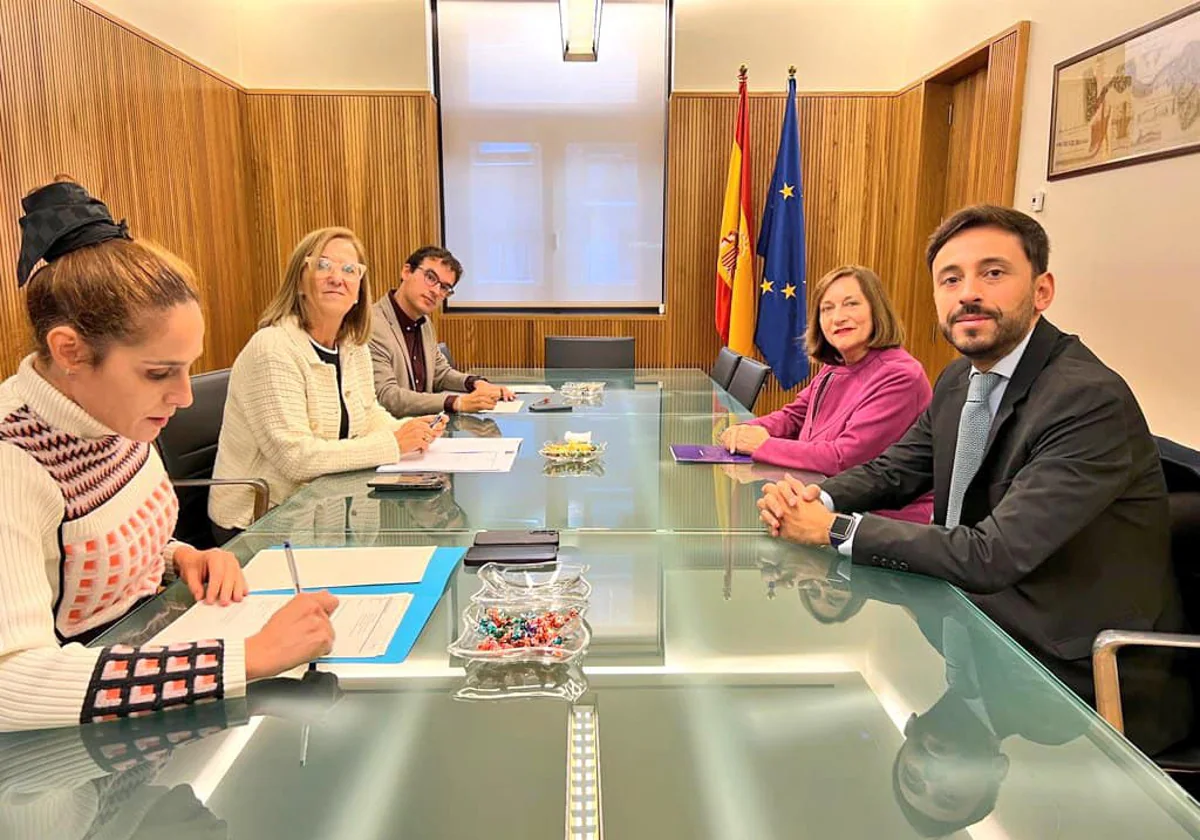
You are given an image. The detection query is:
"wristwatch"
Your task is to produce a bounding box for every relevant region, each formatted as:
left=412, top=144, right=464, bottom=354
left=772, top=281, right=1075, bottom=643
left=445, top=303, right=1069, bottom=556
left=828, top=513, right=858, bottom=549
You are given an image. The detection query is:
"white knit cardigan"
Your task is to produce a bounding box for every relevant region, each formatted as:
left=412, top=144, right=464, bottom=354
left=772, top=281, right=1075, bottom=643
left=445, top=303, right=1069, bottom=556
left=209, top=316, right=409, bottom=529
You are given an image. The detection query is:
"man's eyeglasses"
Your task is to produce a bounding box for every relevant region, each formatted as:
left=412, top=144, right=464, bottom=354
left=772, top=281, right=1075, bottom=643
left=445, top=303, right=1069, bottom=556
left=307, top=256, right=367, bottom=282
left=420, top=268, right=456, bottom=298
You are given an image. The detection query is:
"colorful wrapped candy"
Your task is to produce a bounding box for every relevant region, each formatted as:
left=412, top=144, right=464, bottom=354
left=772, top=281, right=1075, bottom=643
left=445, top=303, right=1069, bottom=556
left=475, top=607, right=581, bottom=651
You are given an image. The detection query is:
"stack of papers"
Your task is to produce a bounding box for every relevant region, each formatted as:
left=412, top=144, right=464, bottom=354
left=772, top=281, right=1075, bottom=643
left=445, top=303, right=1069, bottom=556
left=506, top=384, right=554, bottom=394
left=378, top=437, right=523, bottom=473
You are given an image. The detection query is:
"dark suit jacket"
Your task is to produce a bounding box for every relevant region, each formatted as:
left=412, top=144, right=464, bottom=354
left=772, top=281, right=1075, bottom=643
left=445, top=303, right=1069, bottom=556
left=821, top=317, right=1189, bottom=752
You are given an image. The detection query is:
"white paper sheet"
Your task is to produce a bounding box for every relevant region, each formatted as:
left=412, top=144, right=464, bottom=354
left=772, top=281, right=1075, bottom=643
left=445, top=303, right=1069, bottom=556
left=377, top=449, right=518, bottom=473
left=242, top=546, right=434, bottom=592
left=479, top=400, right=524, bottom=414
left=377, top=437, right=522, bottom=473
left=506, top=384, right=554, bottom=394
left=151, top=593, right=413, bottom=659
left=426, top=438, right=522, bottom=453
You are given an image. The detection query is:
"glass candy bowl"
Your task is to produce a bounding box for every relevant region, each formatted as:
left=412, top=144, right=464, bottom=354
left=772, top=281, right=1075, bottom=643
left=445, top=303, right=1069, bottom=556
left=449, top=601, right=591, bottom=665
left=473, top=562, right=593, bottom=603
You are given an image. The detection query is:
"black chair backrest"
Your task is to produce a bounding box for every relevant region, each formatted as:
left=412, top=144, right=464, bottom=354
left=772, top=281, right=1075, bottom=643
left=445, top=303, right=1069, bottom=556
left=727, top=357, right=770, bottom=411
left=158, top=369, right=231, bottom=549
left=437, top=341, right=455, bottom=369
left=544, top=336, right=635, bottom=369
left=1157, top=437, right=1200, bottom=630
left=711, top=347, right=742, bottom=390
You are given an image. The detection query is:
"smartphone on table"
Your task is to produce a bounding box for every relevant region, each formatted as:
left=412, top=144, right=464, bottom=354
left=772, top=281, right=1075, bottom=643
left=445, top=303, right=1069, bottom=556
left=366, top=472, right=449, bottom=491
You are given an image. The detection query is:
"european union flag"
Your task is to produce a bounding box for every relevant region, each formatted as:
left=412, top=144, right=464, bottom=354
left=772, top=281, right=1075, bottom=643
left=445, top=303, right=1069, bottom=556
left=754, top=75, right=809, bottom=390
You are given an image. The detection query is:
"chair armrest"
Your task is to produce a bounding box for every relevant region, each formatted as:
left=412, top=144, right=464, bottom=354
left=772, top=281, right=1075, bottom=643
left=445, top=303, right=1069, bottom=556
left=171, top=478, right=270, bottom=524
left=1092, top=630, right=1200, bottom=733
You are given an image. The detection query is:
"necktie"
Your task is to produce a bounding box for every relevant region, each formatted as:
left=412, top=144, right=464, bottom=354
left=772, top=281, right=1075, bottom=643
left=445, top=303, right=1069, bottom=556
left=945, top=372, right=1001, bottom=528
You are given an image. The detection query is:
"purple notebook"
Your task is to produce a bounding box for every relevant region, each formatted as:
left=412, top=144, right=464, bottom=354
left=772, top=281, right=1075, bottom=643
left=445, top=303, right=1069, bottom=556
left=670, top=444, right=754, bottom=464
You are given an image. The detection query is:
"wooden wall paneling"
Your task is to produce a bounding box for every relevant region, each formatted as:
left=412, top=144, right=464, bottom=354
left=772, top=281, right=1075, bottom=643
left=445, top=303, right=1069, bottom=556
left=434, top=317, right=535, bottom=369
left=911, top=82, right=962, bottom=378
left=244, top=92, right=442, bottom=327
left=943, top=67, right=990, bottom=213
left=664, top=94, right=740, bottom=372
left=877, top=87, right=922, bottom=317
left=982, top=27, right=1030, bottom=205
left=0, top=0, right=256, bottom=376
left=877, top=85, right=944, bottom=381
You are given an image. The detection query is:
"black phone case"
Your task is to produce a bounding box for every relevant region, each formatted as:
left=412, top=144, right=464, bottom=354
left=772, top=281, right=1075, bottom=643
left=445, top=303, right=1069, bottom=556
left=473, top=529, right=560, bottom=547
left=463, top=544, right=559, bottom=567
left=528, top=399, right=573, bottom=412
left=366, top=475, right=447, bottom=491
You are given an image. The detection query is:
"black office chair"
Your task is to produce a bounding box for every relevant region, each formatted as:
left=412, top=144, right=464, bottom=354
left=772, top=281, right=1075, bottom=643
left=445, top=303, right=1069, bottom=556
left=544, top=336, right=635, bottom=369
left=1093, top=437, right=1200, bottom=785
left=727, top=357, right=770, bottom=411
left=156, top=369, right=269, bottom=549
left=711, top=347, right=742, bottom=390
left=437, top=341, right=455, bottom=369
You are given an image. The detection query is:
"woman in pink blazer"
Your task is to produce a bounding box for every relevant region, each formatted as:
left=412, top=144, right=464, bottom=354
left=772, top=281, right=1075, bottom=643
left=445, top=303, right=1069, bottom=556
left=721, top=265, right=933, bottom=523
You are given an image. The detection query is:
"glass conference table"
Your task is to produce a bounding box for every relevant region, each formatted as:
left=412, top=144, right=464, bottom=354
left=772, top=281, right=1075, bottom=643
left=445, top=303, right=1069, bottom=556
left=4, top=368, right=1191, bottom=839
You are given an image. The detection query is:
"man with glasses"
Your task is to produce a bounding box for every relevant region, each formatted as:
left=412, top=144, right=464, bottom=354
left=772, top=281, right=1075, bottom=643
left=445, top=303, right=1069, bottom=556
left=370, top=245, right=514, bottom=417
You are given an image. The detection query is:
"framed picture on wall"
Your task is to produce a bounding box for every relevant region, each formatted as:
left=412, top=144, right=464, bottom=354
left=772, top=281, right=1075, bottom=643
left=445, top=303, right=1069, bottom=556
left=1047, top=2, right=1200, bottom=180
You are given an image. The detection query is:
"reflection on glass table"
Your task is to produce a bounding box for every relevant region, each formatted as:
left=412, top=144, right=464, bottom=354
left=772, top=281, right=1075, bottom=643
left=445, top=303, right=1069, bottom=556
left=237, top=367, right=797, bottom=535
left=78, top=531, right=1200, bottom=839
left=0, top=671, right=342, bottom=840
left=249, top=412, right=805, bottom=535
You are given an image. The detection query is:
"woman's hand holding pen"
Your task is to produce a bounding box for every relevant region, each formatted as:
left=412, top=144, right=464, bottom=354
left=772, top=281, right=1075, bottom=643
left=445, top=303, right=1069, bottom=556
left=395, top=414, right=447, bottom=453
left=245, top=592, right=339, bottom=680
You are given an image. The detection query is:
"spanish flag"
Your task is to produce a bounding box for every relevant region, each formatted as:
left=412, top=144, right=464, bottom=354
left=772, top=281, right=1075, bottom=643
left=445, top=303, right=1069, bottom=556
left=715, top=65, right=756, bottom=356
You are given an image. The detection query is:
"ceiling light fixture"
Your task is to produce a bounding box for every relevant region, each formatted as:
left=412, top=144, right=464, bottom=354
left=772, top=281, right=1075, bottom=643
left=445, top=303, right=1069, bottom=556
left=559, top=0, right=602, bottom=61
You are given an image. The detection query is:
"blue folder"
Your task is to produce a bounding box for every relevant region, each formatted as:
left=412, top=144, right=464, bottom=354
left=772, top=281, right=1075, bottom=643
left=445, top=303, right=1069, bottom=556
left=257, top=545, right=465, bottom=664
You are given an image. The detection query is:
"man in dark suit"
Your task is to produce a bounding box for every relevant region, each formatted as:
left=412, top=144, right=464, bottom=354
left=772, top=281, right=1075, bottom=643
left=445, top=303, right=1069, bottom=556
left=757, top=205, right=1190, bottom=754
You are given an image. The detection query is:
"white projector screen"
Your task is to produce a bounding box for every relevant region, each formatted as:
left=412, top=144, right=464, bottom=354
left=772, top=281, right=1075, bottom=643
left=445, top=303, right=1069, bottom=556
left=436, top=0, right=667, bottom=309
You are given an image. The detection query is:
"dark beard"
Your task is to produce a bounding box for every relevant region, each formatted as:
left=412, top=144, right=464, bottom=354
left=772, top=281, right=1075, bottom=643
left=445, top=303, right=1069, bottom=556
left=939, top=299, right=1035, bottom=365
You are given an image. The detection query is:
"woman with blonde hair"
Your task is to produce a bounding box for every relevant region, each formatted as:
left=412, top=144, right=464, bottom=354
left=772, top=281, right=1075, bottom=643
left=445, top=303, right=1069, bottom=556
left=721, top=265, right=932, bottom=523
left=0, top=179, right=335, bottom=730
left=210, top=227, right=442, bottom=536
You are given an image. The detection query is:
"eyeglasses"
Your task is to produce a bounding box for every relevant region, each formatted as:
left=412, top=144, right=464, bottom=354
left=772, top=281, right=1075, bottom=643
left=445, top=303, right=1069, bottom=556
left=307, top=255, right=367, bottom=282
left=420, top=268, right=456, bottom=298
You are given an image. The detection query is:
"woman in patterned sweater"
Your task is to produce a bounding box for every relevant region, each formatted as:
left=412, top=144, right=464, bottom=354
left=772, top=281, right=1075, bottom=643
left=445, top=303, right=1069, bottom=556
left=0, top=179, right=337, bottom=731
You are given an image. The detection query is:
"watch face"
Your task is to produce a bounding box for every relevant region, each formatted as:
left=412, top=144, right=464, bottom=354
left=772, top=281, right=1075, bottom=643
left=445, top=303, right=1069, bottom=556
left=830, top=515, right=854, bottom=540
